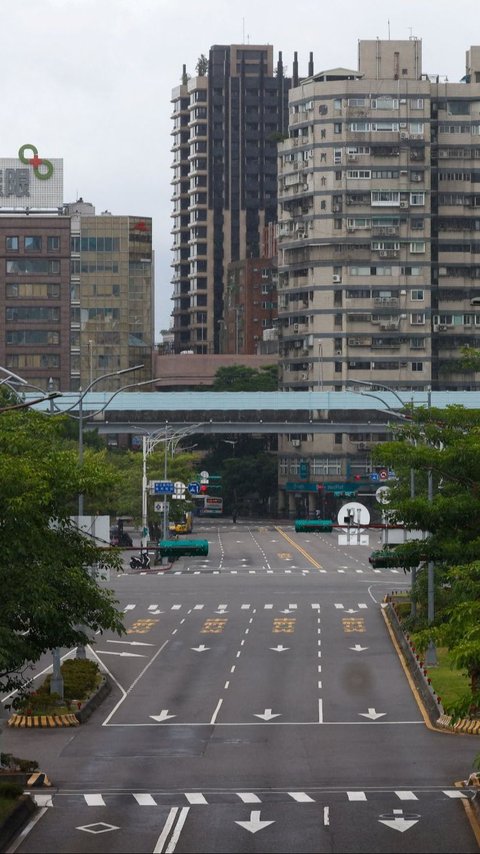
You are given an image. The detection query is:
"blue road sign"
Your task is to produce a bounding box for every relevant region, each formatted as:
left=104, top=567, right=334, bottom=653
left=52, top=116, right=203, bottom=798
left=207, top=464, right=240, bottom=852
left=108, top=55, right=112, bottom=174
left=153, top=481, right=174, bottom=494
left=188, top=482, right=200, bottom=494
left=370, top=472, right=379, bottom=482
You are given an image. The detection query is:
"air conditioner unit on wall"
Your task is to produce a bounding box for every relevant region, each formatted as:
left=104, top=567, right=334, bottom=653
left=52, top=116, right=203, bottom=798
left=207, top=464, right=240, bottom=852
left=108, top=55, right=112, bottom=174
left=333, top=275, right=342, bottom=283
left=292, top=439, right=301, bottom=447
left=400, top=201, right=409, bottom=208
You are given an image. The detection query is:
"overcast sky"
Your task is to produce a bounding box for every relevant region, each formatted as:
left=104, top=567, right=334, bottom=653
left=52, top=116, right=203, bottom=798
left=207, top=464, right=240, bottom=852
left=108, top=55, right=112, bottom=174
left=2, top=0, right=479, bottom=339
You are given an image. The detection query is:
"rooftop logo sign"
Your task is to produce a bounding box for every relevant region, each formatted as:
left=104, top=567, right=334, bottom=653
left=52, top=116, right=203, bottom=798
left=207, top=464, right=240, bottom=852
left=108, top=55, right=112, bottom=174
left=18, top=144, right=53, bottom=180
left=0, top=144, right=63, bottom=208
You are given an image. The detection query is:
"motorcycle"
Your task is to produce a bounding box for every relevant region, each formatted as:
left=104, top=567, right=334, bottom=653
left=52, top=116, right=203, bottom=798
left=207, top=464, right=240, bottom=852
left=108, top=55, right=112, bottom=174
left=129, top=551, right=151, bottom=570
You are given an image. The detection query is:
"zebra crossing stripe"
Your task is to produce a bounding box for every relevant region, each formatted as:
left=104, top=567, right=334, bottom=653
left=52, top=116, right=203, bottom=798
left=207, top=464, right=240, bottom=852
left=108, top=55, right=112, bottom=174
left=185, top=793, right=208, bottom=804
left=288, top=792, right=315, bottom=802
left=133, top=793, right=157, bottom=805
left=237, top=792, right=261, bottom=803
left=84, top=794, right=105, bottom=806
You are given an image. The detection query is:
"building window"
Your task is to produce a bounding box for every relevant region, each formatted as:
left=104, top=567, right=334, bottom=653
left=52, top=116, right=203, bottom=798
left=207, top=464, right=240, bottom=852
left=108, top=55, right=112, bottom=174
left=411, top=289, right=424, bottom=301
left=334, top=123, right=342, bottom=134
left=24, top=236, right=42, bottom=251
left=410, top=192, right=425, bottom=206
left=412, top=361, right=424, bottom=371
left=47, top=236, right=60, bottom=251
left=411, top=312, right=425, bottom=325
left=6, top=236, right=18, bottom=250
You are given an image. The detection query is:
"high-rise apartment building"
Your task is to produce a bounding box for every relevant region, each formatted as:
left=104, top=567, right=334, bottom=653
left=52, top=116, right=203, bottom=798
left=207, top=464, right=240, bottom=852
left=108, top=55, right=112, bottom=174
left=278, top=38, right=480, bottom=394
left=170, top=44, right=311, bottom=354
left=276, top=38, right=480, bottom=515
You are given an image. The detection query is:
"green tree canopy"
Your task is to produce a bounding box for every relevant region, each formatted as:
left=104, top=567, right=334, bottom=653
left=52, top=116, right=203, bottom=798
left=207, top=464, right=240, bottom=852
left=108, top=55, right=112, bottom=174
left=373, top=405, right=480, bottom=715
left=212, top=364, right=278, bottom=391
left=0, top=409, right=125, bottom=693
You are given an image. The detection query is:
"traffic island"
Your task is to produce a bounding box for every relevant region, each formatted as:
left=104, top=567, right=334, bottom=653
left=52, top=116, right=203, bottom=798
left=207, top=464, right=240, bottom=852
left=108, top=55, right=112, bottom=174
left=6, top=671, right=111, bottom=729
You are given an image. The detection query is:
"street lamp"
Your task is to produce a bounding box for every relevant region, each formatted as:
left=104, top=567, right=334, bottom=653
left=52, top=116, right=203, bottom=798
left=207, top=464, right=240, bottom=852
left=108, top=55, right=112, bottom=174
left=56, top=365, right=144, bottom=516
left=135, top=422, right=203, bottom=558
left=347, top=379, right=436, bottom=661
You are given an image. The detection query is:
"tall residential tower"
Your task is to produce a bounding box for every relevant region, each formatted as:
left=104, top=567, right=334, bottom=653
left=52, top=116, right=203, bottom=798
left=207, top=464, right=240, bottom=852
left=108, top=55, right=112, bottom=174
left=170, top=44, right=312, bottom=353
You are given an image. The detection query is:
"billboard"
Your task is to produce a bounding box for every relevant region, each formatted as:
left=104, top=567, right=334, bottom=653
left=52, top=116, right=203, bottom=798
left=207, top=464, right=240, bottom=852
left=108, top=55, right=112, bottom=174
left=0, top=143, right=63, bottom=208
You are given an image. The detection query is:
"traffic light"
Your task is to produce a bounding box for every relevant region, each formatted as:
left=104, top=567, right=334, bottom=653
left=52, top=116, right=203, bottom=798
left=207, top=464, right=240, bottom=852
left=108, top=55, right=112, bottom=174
left=317, top=484, right=323, bottom=492
left=199, top=484, right=208, bottom=494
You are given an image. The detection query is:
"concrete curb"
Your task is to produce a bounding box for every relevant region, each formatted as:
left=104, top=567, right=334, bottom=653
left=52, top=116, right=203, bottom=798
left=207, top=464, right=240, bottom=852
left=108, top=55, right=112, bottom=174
left=0, top=794, right=36, bottom=852
left=384, top=598, right=480, bottom=734
left=6, top=674, right=111, bottom=729
left=7, top=713, right=79, bottom=728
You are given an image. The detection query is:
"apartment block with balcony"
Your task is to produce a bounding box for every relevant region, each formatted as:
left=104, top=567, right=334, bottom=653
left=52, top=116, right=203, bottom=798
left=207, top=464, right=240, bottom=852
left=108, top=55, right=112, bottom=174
left=276, top=38, right=480, bottom=515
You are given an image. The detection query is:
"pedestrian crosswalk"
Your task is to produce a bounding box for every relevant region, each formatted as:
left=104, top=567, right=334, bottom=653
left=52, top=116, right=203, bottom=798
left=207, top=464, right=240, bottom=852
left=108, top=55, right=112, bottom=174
left=29, top=787, right=468, bottom=809
left=119, top=602, right=369, bottom=613
left=124, top=565, right=408, bottom=576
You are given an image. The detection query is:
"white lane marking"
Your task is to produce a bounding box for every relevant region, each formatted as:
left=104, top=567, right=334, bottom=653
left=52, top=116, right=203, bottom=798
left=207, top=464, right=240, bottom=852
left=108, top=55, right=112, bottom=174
left=444, top=789, right=467, bottom=798
left=347, top=792, right=367, bottom=801
left=395, top=791, right=418, bottom=800
left=318, top=699, right=323, bottom=723
left=210, top=698, right=223, bottom=725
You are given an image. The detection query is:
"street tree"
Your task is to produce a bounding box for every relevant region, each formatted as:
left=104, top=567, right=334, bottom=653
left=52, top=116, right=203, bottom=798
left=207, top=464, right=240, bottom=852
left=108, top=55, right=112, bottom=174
left=373, top=405, right=480, bottom=715
left=212, top=364, right=278, bottom=391
left=0, top=409, right=125, bottom=694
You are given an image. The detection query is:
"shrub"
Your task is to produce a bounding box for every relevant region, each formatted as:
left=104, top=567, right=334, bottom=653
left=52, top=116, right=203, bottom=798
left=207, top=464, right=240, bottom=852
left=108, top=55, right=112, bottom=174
left=0, top=782, right=24, bottom=799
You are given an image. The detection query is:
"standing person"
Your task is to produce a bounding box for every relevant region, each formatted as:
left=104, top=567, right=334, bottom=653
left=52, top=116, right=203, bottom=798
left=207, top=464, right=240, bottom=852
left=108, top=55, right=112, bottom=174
left=232, top=509, right=237, bottom=524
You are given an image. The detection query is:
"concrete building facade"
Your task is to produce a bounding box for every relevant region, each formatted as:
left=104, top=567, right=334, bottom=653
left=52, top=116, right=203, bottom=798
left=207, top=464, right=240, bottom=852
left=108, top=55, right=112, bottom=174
left=0, top=146, right=153, bottom=395
left=276, top=38, right=480, bottom=515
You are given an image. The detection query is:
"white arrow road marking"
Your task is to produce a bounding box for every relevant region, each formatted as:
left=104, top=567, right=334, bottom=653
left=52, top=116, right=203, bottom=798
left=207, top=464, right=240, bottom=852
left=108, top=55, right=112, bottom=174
left=95, top=650, right=146, bottom=658
left=378, top=809, right=420, bottom=832
left=344, top=608, right=359, bottom=614
left=270, top=645, right=289, bottom=652
left=149, top=610, right=163, bottom=615
left=279, top=609, right=294, bottom=614
left=359, top=708, right=387, bottom=720
left=350, top=644, right=369, bottom=652
left=235, top=810, right=275, bottom=834
left=107, top=640, right=154, bottom=646
left=254, top=708, right=281, bottom=721
left=150, top=710, right=176, bottom=722
left=191, top=645, right=210, bottom=652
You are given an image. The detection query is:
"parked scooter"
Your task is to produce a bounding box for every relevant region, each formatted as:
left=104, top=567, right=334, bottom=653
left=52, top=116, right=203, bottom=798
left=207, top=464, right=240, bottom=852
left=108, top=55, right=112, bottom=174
left=129, top=551, right=151, bottom=570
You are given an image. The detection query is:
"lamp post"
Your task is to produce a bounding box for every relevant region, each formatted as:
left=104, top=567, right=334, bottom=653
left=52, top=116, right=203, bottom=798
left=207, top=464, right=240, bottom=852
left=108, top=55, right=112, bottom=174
left=74, top=365, right=144, bottom=517
left=67, top=365, right=144, bottom=659
left=348, top=380, right=436, bottom=659
left=48, top=377, right=65, bottom=698
left=137, top=422, right=203, bottom=559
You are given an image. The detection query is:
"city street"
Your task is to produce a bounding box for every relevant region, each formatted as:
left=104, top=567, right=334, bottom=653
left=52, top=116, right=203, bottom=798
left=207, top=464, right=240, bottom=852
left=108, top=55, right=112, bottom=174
left=3, top=520, right=479, bottom=853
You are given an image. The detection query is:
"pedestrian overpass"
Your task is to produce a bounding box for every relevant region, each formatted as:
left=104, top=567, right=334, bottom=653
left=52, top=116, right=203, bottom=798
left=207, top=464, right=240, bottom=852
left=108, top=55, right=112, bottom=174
left=28, top=389, right=480, bottom=436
